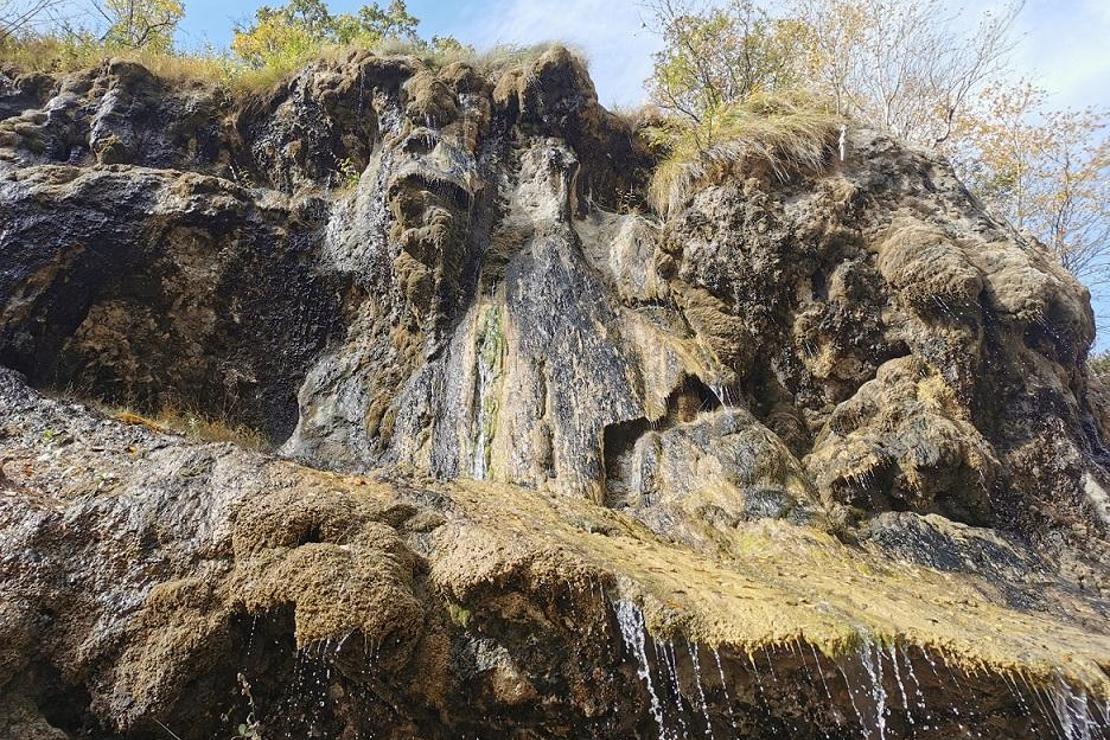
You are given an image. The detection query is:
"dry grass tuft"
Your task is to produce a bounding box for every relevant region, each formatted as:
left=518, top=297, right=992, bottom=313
left=647, top=93, right=842, bottom=215
left=0, top=33, right=583, bottom=98
left=111, top=405, right=269, bottom=450
left=0, top=35, right=233, bottom=83
left=376, top=38, right=580, bottom=75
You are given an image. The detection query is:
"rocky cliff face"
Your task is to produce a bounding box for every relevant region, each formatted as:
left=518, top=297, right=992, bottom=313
left=0, top=49, right=1108, bottom=738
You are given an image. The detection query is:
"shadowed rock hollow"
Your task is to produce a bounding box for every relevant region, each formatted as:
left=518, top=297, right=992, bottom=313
left=0, top=48, right=1108, bottom=738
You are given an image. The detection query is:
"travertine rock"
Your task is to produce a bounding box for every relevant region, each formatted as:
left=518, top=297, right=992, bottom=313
left=0, top=48, right=1107, bottom=738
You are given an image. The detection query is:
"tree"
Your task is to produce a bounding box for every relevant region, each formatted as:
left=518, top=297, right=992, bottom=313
left=644, top=0, right=805, bottom=124
left=230, top=6, right=319, bottom=68
left=352, top=0, right=417, bottom=43
left=95, top=0, right=184, bottom=51
left=642, top=0, right=1109, bottom=320
left=645, top=0, right=1021, bottom=148
left=955, top=83, right=1110, bottom=287
left=790, top=0, right=1021, bottom=147
left=231, top=0, right=420, bottom=68
left=0, top=0, right=66, bottom=41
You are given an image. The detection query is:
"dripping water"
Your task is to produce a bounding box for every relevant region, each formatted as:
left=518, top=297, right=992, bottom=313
left=687, top=641, right=715, bottom=738
left=838, top=660, right=870, bottom=739
left=888, top=644, right=913, bottom=728
left=616, top=601, right=671, bottom=739
left=858, top=640, right=889, bottom=740
left=712, top=648, right=738, bottom=732
left=1051, top=676, right=1104, bottom=740
left=809, top=643, right=833, bottom=700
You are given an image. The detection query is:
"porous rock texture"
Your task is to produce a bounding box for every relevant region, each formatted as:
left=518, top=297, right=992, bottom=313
left=0, top=49, right=1108, bottom=738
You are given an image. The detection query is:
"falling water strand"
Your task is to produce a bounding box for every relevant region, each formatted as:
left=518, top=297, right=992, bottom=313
left=1036, top=684, right=1069, bottom=740
left=1001, top=671, right=1031, bottom=718
left=859, top=641, right=889, bottom=740
left=889, top=644, right=913, bottom=727
left=838, top=661, right=870, bottom=740
left=809, top=644, right=833, bottom=700
left=797, top=640, right=816, bottom=686
left=748, top=653, right=768, bottom=701
left=688, top=641, right=715, bottom=738
left=1088, top=695, right=1110, bottom=727
left=921, top=646, right=942, bottom=680
left=616, top=601, right=670, bottom=739
left=335, top=630, right=353, bottom=657
left=291, top=648, right=305, bottom=696
left=900, top=646, right=928, bottom=727
left=762, top=645, right=778, bottom=682
left=712, top=649, right=738, bottom=732
left=244, top=614, right=260, bottom=658
left=1022, top=675, right=1064, bottom=739
left=666, top=642, right=690, bottom=736
left=1050, top=677, right=1100, bottom=740
left=1026, top=676, right=1065, bottom=740
left=654, top=639, right=688, bottom=736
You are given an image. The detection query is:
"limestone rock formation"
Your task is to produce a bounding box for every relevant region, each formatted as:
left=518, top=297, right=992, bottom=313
left=0, top=49, right=1107, bottom=738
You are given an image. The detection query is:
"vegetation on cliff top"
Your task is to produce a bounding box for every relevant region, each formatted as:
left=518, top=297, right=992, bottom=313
left=645, top=92, right=841, bottom=213
left=640, top=0, right=1108, bottom=304
left=1, top=0, right=1106, bottom=314
left=0, top=0, right=476, bottom=91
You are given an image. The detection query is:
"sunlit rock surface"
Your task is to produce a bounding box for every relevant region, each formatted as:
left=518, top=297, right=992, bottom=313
left=0, top=49, right=1107, bottom=738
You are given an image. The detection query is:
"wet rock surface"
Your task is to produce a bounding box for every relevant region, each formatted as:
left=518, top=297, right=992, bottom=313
left=0, top=50, right=1108, bottom=738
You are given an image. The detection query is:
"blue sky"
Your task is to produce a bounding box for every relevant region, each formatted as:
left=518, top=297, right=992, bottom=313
left=176, top=0, right=1110, bottom=110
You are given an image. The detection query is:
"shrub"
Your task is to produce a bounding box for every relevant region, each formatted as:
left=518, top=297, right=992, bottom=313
left=0, top=32, right=237, bottom=84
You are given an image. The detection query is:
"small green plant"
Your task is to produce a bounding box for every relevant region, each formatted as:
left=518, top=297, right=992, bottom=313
left=336, top=156, right=362, bottom=190
left=446, top=601, right=472, bottom=628
left=232, top=720, right=261, bottom=740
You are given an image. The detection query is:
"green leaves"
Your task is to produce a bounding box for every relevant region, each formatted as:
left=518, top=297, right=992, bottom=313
left=231, top=0, right=421, bottom=68
left=647, top=0, right=803, bottom=124
left=100, top=0, right=184, bottom=52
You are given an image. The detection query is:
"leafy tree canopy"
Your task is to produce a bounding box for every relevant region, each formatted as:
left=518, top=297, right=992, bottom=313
left=231, top=0, right=420, bottom=67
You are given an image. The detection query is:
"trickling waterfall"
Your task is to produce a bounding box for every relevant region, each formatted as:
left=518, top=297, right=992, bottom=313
left=687, top=642, right=715, bottom=739
left=471, top=306, right=504, bottom=480
left=708, top=383, right=739, bottom=408
left=888, top=644, right=912, bottom=729
left=808, top=643, right=833, bottom=700
left=712, top=648, right=737, bottom=733
left=606, top=595, right=1108, bottom=739
left=659, top=640, right=690, bottom=736
left=860, top=639, right=890, bottom=740
left=1051, top=677, right=1107, bottom=740
left=615, top=600, right=671, bottom=738
left=839, top=660, right=870, bottom=738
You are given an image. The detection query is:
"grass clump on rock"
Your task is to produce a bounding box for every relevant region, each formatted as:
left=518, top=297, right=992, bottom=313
left=111, top=405, right=269, bottom=450
left=646, top=93, right=842, bottom=215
